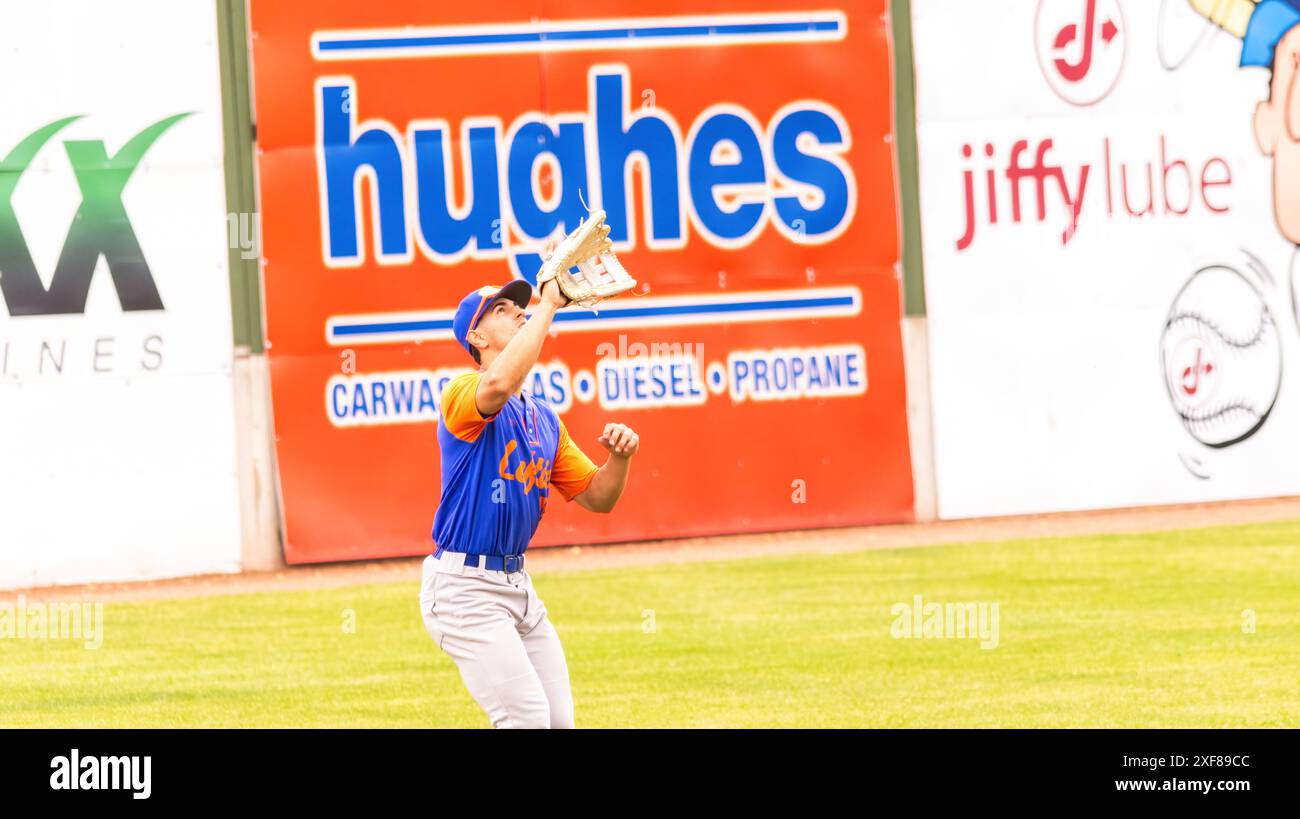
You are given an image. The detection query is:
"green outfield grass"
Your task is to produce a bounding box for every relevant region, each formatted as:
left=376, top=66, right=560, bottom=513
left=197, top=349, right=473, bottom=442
left=3, top=520, right=1299, bottom=728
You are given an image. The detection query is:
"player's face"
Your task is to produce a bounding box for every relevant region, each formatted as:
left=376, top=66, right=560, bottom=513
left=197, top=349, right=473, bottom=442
left=473, top=296, right=527, bottom=353
left=1256, top=27, right=1300, bottom=244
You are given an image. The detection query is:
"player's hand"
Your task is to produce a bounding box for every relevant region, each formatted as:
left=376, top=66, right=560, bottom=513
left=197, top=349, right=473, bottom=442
left=540, top=277, right=570, bottom=309
left=597, top=423, right=639, bottom=458
left=538, top=236, right=571, bottom=309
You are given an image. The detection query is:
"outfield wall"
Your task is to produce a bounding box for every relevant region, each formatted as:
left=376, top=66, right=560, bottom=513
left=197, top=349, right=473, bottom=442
left=0, top=1, right=244, bottom=587
left=246, top=0, right=916, bottom=564
left=8, top=1, right=1300, bottom=588
left=910, top=0, right=1300, bottom=518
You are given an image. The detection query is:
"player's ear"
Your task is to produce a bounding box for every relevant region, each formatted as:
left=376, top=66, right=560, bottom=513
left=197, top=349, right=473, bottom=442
left=1255, top=97, right=1280, bottom=156
left=467, top=327, right=487, bottom=353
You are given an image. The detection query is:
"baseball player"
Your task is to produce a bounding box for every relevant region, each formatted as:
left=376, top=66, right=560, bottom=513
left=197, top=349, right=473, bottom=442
left=419, top=273, right=639, bottom=729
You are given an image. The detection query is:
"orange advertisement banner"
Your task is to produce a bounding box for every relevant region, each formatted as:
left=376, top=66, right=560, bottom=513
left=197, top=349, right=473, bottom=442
left=248, top=0, right=913, bottom=563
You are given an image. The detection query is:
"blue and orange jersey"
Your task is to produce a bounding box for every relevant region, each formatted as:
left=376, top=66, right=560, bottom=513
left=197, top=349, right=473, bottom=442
left=431, top=370, right=599, bottom=556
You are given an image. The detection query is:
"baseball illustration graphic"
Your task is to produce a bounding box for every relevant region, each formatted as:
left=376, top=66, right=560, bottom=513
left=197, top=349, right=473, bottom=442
left=1292, top=250, right=1300, bottom=336
left=1160, top=263, right=1282, bottom=447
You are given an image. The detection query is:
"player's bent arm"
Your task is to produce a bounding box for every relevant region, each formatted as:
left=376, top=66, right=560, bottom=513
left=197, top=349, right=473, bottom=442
left=475, top=300, right=559, bottom=416
left=573, top=457, right=630, bottom=514
left=573, top=423, right=639, bottom=514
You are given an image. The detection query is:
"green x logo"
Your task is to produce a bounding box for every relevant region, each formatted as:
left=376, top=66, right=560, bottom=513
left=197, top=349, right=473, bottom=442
left=0, top=113, right=191, bottom=316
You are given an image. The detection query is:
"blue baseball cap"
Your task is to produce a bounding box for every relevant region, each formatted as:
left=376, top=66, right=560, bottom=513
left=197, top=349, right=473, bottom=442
left=452, top=280, right=533, bottom=359
left=1242, top=0, right=1300, bottom=67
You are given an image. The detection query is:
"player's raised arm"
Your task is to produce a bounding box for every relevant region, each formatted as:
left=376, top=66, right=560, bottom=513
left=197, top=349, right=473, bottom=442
left=472, top=278, right=568, bottom=417
left=473, top=211, right=639, bottom=417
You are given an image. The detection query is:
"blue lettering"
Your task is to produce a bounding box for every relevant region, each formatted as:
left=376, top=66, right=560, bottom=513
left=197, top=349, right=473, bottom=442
left=773, top=358, right=790, bottom=392
left=317, top=71, right=856, bottom=272
left=603, top=366, right=624, bottom=405
left=771, top=109, right=850, bottom=237
left=688, top=112, right=766, bottom=241
left=602, top=366, right=621, bottom=402
left=631, top=362, right=648, bottom=401
left=846, top=353, right=862, bottom=389
left=733, top=358, right=750, bottom=391
left=319, top=83, right=408, bottom=262
left=548, top=368, right=568, bottom=406
left=413, top=124, right=502, bottom=256
left=649, top=362, right=666, bottom=399
left=393, top=380, right=414, bottom=414
left=594, top=70, right=682, bottom=245
left=823, top=354, right=842, bottom=388
left=790, top=357, right=806, bottom=389
left=351, top=382, right=370, bottom=416
left=675, top=363, right=690, bottom=397
left=331, top=383, right=348, bottom=419
left=507, top=121, right=589, bottom=239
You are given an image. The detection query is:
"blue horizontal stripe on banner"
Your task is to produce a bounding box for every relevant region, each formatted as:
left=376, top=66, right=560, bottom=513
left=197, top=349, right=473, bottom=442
left=317, top=20, right=840, bottom=52
left=329, top=294, right=853, bottom=338
left=333, top=319, right=454, bottom=336
left=548, top=295, right=853, bottom=323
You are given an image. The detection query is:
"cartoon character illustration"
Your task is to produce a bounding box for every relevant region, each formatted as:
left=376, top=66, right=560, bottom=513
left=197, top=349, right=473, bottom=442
left=1191, top=0, right=1300, bottom=245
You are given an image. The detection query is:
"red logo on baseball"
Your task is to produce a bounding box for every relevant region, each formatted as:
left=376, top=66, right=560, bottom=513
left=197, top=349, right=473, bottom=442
left=1175, top=339, right=1216, bottom=403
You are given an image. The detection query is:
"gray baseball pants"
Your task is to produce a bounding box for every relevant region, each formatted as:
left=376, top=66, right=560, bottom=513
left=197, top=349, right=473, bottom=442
left=419, top=551, right=575, bottom=729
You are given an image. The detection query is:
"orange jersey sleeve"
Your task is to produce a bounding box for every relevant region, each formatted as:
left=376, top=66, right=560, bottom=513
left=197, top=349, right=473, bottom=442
left=550, top=418, right=599, bottom=501
left=439, top=371, right=496, bottom=442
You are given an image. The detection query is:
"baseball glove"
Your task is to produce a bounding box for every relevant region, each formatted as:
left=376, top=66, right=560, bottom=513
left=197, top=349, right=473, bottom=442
left=536, top=209, right=638, bottom=310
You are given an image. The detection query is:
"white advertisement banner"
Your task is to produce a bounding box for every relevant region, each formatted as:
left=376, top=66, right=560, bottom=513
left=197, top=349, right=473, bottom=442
left=0, top=1, right=241, bottom=585
left=913, top=0, right=1300, bottom=517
